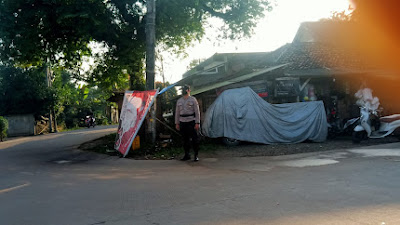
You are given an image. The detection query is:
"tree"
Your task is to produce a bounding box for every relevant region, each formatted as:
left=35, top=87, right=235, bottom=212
left=348, top=0, right=400, bottom=70
left=0, top=66, right=111, bottom=129
left=347, top=0, right=400, bottom=113
left=155, top=81, right=177, bottom=113
left=51, top=69, right=113, bottom=128
left=0, top=66, right=55, bottom=117
left=0, top=0, right=272, bottom=90
left=187, top=58, right=205, bottom=70
left=320, top=10, right=351, bottom=22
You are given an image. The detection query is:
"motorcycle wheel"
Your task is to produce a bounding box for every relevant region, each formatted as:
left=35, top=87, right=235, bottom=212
left=327, top=127, right=339, bottom=139
left=394, top=130, right=400, bottom=140
left=352, top=131, right=365, bottom=144
left=222, top=137, right=240, bottom=146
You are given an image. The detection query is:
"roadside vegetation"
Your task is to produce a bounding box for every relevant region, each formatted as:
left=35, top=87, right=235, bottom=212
left=79, top=133, right=222, bottom=160
left=0, top=66, right=117, bottom=131
left=0, top=116, right=8, bottom=142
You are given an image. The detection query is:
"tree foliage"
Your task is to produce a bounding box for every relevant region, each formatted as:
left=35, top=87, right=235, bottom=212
left=187, top=58, right=205, bottom=70
left=0, top=66, right=55, bottom=117
left=51, top=69, right=113, bottom=128
left=0, top=66, right=112, bottom=128
left=155, top=81, right=177, bottom=113
left=348, top=0, right=400, bottom=113
left=0, top=0, right=272, bottom=90
left=321, top=10, right=351, bottom=22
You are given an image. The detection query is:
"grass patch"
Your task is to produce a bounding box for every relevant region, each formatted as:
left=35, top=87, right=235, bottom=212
left=61, top=126, right=85, bottom=132
left=79, top=133, right=118, bottom=155
left=146, top=142, right=221, bottom=160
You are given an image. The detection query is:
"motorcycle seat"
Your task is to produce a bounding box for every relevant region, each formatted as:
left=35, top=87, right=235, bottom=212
left=380, top=114, right=400, bottom=123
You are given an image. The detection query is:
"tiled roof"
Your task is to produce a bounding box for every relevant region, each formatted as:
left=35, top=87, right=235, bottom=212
left=278, top=42, right=370, bottom=71
left=278, top=21, right=374, bottom=73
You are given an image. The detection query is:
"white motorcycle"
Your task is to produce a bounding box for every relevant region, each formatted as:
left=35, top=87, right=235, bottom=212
left=352, top=107, right=400, bottom=143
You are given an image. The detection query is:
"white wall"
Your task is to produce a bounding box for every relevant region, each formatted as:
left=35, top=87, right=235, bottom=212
left=5, top=114, right=35, bottom=137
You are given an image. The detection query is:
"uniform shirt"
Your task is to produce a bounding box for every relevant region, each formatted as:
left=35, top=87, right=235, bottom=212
left=175, top=96, right=200, bottom=124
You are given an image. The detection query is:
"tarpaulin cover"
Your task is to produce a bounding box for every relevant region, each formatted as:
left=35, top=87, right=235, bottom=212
left=202, top=87, right=328, bottom=144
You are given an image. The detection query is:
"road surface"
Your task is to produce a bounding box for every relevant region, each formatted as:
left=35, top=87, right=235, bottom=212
left=1, top=126, right=400, bottom=225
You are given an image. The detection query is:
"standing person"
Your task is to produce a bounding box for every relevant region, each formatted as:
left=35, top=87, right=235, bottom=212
left=175, top=85, right=201, bottom=161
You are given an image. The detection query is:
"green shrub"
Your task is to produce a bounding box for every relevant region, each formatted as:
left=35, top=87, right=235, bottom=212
left=96, top=116, right=109, bottom=125
left=0, top=116, right=8, bottom=141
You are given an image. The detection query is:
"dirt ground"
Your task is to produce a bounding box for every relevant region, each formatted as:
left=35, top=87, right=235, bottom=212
left=208, top=135, right=400, bottom=158
left=80, top=133, right=400, bottom=159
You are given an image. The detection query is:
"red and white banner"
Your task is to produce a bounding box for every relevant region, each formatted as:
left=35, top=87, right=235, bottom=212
left=114, top=90, right=158, bottom=157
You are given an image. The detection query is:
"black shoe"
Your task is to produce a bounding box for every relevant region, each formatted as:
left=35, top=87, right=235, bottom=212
left=180, top=156, right=190, bottom=161
left=194, top=157, right=199, bottom=162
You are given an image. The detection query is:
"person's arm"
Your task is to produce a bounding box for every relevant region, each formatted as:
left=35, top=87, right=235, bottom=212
left=194, top=98, right=200, bottom=130
left=175, top=100, right=180, bottom=131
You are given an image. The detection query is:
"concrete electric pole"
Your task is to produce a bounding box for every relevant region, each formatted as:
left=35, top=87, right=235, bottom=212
left=146, top=0, right=157, bottom=144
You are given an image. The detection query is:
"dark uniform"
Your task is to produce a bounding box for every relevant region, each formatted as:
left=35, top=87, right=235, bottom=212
left=175, top=92, right=200, bottom=161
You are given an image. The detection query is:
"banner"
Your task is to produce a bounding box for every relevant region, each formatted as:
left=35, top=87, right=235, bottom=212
left=275, top=77, right=300, bottom=97
left=114, top=90, right=158, bottom=157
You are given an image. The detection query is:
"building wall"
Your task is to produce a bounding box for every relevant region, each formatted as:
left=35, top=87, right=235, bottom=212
left=5, top=114, right=35, bottom=137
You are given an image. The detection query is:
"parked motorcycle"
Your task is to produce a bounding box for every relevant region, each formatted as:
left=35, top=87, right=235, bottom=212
left=326, top=97, right=358, bottom=138
left=352, top=107, right=400, bottom=143
left=327, top=101, right=341, bottom=138
left=351, top=87, right=400, bottom=143
left=328, top=117, right=359, bottom=139
left=85, top=115, right=96, bottom=128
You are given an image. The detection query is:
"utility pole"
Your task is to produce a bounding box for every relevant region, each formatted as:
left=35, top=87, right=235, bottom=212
left=146, top=0, right=156, bottom=144
left=46, top=66, right=53, bottom=133
left=146, top=0, right=156, bottom=91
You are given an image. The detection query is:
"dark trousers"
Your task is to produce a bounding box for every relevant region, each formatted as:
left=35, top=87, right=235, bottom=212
left=180, top=121, right=199, bottom=157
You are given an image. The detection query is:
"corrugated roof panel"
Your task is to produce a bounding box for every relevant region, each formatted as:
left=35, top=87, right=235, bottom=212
left=191, top=64, right=288, bottom=95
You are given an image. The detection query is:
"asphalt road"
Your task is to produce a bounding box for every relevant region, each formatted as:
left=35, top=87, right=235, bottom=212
left=1, top=126, right=400, bottom=225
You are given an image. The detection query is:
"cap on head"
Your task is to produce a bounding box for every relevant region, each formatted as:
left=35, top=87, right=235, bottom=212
left=182, top=84, right=191, bottom=93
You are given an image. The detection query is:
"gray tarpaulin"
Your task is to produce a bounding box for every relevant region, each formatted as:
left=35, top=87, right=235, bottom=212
left=202, top=87, right=328, bottom=144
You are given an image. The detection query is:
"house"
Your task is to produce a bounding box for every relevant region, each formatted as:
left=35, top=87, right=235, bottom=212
left=176, top=50, right=289, bottom=120
left=275, top=21, right=400, bottom=118
left=176, top=21, right=387, bottom=121
left=275, top=21, right=376, bottom=119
